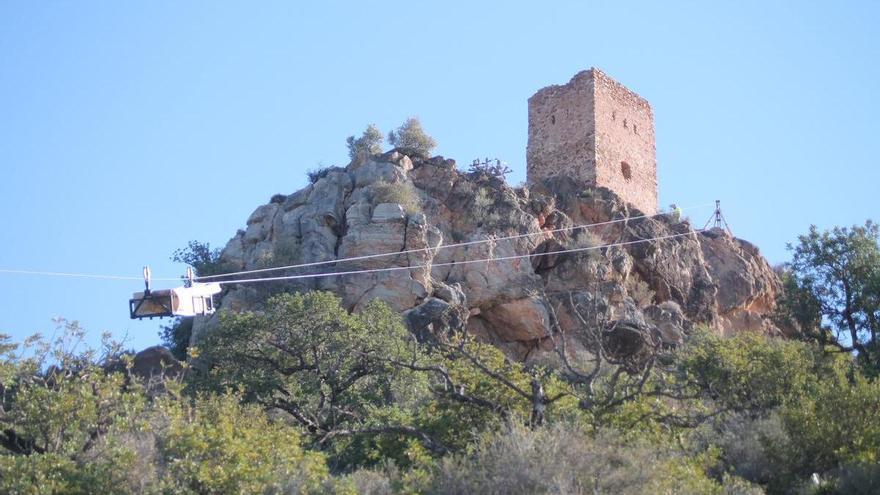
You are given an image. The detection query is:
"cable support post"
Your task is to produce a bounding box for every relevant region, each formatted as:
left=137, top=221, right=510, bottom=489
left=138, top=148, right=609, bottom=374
left=702, top=200, right=733, bottom=237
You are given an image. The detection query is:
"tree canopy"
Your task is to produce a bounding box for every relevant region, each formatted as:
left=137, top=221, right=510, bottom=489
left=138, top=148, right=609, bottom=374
left=2, top=221, right=879, bottom=493
left=777, top=220, right=880, bottom=373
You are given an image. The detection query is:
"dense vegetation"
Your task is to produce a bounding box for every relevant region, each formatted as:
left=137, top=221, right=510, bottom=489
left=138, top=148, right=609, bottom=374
left=2, top=222, right=877, bottom=494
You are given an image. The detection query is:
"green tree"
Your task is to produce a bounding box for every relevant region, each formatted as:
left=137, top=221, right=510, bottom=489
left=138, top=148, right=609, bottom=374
left=777, top=220, right=880, bottom=373
left=194, top=292, right=440, bottom=466
left=673, top=329, right=826, bottom=414
left=171, top=240, right=226, bottom=277
left=0, top=322, right=331, bottom=494
left=412, top=334, right=577, bottom=452
left=194, top=292, right=578, bottom=466
left=0, top=322, right=145, bottom=459
left=154, top=390, right=328, bottom=494
left=0, top=322, right=148, bottom=494
left=345, top=124, right=384, bottom=160
left=387, top=117, right=436, bottom=157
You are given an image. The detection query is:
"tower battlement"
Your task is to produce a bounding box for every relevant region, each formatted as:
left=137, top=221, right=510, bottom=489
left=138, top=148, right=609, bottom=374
left=527, top=68, right=658, bottom=214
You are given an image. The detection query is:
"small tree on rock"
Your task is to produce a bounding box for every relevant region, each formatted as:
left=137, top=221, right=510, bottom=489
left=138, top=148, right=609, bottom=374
left=346, top=124, right=384, bottom=160
left=388, top=117, right=436, bottom=157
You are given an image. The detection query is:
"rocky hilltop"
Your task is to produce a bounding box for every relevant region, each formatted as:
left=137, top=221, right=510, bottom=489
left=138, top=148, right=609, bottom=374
left=193, top=151, right=786, bottom=362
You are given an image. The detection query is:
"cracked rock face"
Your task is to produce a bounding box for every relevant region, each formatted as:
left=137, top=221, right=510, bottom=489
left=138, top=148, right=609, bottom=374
left=193, top=151, right=787, bottom=361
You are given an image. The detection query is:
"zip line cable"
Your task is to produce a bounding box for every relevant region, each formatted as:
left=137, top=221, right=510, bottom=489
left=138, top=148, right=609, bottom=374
left=197, top=202, right=715, bottom=282
left=214, top=229, right=705, bottom=285
left=0, top=268, right=177, bottom=282
left=0, top=203, right=714, bottom=285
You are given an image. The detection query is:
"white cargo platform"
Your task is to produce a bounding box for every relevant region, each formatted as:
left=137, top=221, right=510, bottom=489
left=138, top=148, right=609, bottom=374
left=130, top=283, right=222, bottom=319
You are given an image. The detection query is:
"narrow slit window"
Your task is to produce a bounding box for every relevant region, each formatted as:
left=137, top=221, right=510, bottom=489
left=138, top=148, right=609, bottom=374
left=620, top=161, right=632, bottom=181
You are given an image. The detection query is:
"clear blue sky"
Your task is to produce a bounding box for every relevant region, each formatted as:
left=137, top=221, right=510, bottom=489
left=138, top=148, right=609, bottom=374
left=1, top=1, right=877, bottom=351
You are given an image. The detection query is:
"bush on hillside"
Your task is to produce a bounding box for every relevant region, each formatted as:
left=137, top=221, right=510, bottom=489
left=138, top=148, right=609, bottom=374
left=370, top=180, right=422, bottom=215
left=430, top=421, right=749, bottom=495
left=307, top=165, right=345, bottom=184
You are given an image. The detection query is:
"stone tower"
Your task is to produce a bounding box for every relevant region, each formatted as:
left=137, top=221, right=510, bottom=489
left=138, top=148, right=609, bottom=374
left=527, top=68, right=658, bottom=214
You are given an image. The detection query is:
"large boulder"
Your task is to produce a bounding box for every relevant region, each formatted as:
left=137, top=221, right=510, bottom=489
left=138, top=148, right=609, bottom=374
left=130, top=346, right=184, bottom=380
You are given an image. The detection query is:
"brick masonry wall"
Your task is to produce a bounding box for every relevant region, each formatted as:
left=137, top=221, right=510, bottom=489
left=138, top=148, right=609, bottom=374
left=526, top=69, right=658, bottom=214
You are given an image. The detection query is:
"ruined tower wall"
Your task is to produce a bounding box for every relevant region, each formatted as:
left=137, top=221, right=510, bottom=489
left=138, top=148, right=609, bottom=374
left=591, top=70, right=657, bottom=214
left=526, top=69, right=658, bottom=214
left=526, top=71, right=596, bottom=185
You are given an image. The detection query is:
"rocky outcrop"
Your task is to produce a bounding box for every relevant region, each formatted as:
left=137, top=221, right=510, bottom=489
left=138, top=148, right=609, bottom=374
left=129, top=346, right=184, bottom=379
left=104, top=346, right=185, bottom=396
left=194, top=151, right=786, bottom=361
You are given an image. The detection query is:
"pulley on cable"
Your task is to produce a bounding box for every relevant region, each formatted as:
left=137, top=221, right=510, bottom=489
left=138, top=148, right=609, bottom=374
left=129, top=266, right=221, bottom=319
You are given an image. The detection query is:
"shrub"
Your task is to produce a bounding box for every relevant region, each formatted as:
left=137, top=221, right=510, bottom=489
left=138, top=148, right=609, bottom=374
left=699, top=412, right=790, bottom=487
left=571, top=229, right=603, bottom=250
left=346, top=124, right=384, bottom=160
left=154, top=390, right=328, bottom=494
left=371, top=180, right=422, bottom=215
left=567, top=229, right=603, bottom=262
left=819, top=463, right=880, bottom=495
left=387, top=117, right=436, bottom=157
left=470, top=187, right=500, bottom=227
left=468, top=158, right=512, bottom=179
left=0, top=451, right=139, bottom=495
left=273, top=238, right=301, bottom=265
left=270, top=193, right=286, bottom=204
left=473, top=187, right=494, bottom=211
left=626, top=276, right=655, bottom=308
left=253, top=239, right=301, bottom=269
left=307, top=165, right=344, bottom=184
left=429, top=421, right=724, bottom=494
left=321, top=468, right=395, bottom=495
